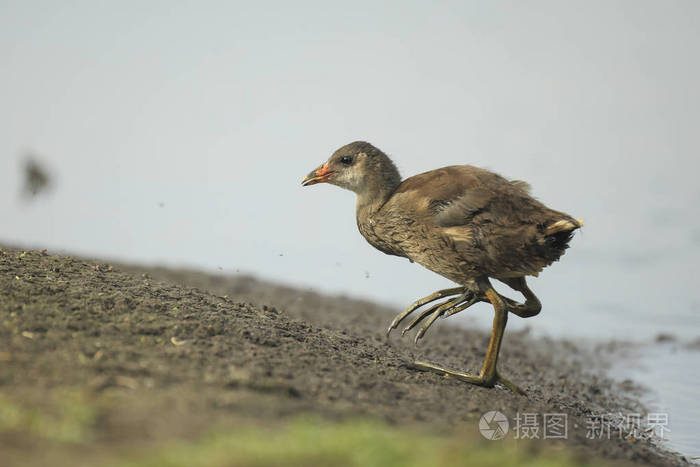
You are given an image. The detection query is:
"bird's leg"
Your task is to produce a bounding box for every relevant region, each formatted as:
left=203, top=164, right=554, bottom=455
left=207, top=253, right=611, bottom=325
left=394, top=288, right=487, bottom=340
left=498, top=277, right=541, bottom=318
left=413, top=278, right=526, bottom=395
left=441, top=277, right=541, bottom=319
left=386, top=287, right=463, bottom=336
left=412, top=290, right=496, bottom=342
left=391, top=286, right=491, bottom=341
left=441, top=293, right=524, bottom=318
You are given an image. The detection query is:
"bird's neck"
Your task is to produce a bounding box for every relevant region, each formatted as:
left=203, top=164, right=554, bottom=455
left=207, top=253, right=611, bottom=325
left=354, top=156, right=402, bottom=222
left=355, top=183, right=398, bottom=222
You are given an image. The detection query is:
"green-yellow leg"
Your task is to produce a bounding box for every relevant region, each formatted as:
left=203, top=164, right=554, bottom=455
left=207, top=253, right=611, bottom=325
left=499, top=277, right=541, bottom=318
left=401, top=293, right=467, bottom=337
left=413, top=279, right=526, bottom=395
left=386, top=287, right=463, bottom=336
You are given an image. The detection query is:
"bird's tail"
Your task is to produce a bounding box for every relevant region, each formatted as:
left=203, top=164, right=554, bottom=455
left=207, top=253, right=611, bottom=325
left=541, top=217, right=583, bottom=256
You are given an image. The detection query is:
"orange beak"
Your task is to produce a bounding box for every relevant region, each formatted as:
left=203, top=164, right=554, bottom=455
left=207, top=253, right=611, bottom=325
left=301, top=162, right=335, bottom=186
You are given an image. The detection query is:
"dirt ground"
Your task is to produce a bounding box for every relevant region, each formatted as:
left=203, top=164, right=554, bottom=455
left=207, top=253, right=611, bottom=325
left=0, top=246, right=688, bottom=466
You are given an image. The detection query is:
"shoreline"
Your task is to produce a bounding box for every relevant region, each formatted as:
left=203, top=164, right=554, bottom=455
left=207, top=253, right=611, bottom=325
left=0, top=246, right=689, bottom=466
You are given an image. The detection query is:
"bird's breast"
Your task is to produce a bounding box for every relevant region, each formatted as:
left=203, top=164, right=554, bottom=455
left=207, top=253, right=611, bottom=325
left=357, top=216, right=406, bottom=258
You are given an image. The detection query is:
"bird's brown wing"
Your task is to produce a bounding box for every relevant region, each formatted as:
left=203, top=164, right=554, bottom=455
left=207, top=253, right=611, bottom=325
left=383, top=165, right=575, bottom=278
left=387, top=165, right=539, bottom=227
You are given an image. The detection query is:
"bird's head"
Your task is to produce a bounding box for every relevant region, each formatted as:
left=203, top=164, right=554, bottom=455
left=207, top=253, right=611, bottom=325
left=301, top=141, right=401, bottom=198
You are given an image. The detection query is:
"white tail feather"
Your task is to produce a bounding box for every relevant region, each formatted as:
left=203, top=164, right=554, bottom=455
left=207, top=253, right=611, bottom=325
left=545, top=219, right=584, bottom=236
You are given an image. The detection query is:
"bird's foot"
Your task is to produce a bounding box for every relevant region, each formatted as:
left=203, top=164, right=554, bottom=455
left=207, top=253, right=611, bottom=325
left=412, top=360, right=526, bottom=396
left=386, top=287, right=487, bottom=343
left=386, top=286, right=463, bottom=337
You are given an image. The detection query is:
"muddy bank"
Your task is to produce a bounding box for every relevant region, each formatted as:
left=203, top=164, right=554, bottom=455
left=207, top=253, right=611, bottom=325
left=0, top=246, right=687, bottom=466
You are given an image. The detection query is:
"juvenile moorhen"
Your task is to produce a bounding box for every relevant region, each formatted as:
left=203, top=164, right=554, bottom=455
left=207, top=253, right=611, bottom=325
left=302, top=141, right=582, bottom=394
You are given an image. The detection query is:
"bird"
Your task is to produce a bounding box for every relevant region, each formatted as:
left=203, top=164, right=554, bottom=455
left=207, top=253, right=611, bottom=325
left=301, top=141, right=582, bottom=394
left=22, top=157, right=51, bottom=199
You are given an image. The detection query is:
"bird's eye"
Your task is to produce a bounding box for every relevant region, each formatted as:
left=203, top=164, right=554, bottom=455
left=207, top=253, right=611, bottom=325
left=340, top=155, right=353, bottom=165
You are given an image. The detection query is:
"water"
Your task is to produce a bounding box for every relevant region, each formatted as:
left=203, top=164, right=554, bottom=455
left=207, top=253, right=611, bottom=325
left=611, top=343, right=700, bottom=461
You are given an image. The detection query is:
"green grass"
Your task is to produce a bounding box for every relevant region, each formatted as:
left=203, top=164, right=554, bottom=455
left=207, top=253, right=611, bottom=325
left=117, top=416, right=607, bottom=467
left=0, top=390, right=614, bottom=466
left=0, top=390, right=97, bottom=443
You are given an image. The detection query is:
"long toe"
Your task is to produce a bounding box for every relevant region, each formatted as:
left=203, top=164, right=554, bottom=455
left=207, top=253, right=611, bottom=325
left=414, top=293, right=469, bottom=342
left=496, top=372, right=527, bottom=396
left=387, top=287, right=463, bottom=336
left=412, top=360, right=487, bottom=386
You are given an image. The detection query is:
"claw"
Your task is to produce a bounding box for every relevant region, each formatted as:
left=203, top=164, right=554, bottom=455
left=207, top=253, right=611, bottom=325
left=415, top=309, right=441, bottom=343
left=401, top=301, right=444, bottom=336
left=386, top=287, right=462, bottom=336
left=414, top=293, right=467, bottom=342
